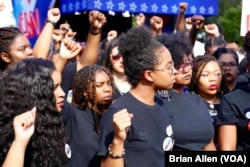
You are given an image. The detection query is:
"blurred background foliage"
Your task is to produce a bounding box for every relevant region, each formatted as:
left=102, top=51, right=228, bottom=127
left=205, top=0, right=243, bottom=46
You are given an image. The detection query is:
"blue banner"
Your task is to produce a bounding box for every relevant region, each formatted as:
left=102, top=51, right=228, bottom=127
left=60, top=0, right=218, bottom=16
left=12, top=0, right=52, bottom=46
left=60, top=0, right=87, bottom=14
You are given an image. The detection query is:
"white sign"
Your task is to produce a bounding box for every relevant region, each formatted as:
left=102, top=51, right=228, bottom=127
left=241, top=0, right=250, bottom=36
left=0, top=0, right=16, bottom=27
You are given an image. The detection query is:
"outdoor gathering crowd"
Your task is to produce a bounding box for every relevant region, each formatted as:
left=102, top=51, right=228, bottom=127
left=0, top=1, right=250, bottom=167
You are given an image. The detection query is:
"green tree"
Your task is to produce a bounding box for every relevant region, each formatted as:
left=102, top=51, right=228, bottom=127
left=218, top=0, right=241, bottom=16
left=205, top=0, right=243, bottom=46
left=218, top=5, right=242, bottom=46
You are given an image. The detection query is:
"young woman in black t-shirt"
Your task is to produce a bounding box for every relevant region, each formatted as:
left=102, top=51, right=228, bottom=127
left=98, top=26, right=176, bottom=167
left=157, top=32, right=216, bottom=151
left=62, top=65, right=114, bottom=167
left=0, top=59, right=68, bottom=167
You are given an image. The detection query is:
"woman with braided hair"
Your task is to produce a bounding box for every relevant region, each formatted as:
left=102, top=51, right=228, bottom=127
left=61, top=64, right=114, bottom=167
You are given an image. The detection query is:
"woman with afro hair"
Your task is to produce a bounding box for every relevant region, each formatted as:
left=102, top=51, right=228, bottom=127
left=157, top=32, right=216, bottom=151
left=98, top=26, right=176, bottom=167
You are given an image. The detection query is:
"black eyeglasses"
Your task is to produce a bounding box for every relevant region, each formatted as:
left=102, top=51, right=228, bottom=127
left=219, top=62, right=237, bottom=68
left=177, top=61, right=193, bottom=73
left=111, top=53, right=122, bottom=61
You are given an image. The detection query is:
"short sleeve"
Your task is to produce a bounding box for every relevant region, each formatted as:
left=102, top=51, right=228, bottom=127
left=216, top=96, right=239, bottom=125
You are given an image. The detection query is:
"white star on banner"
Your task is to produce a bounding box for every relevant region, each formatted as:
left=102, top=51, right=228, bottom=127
left=199, top=6, right=206, bottom=14
left=94, top=0, right=102, bottom=9
left=161, top=4, right=168, bottom=13
left=129, top=2, right=137, bottom=11
left=171, top=5, right=178, bottom=13
left=81, top=0, right=87, bottom=9
left=62, top=4, right=67, bottom=12
left=151, top=3, right=158, bottom=13
left=190, top=5, right=197, bottom=14
left=75, top=1, right=80, bottom=11
left=68, top=3, right=73, bottom=11
left=208, top=6, right=214, bottom=14
left=140, top=3, right=148, bottom=12
left=106, top=0, right=114, bottom=10
left=118, top=1, right=126, bottom=11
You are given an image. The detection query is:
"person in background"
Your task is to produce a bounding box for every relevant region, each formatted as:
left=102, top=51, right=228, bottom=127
left=61, top=10, right=107, bottom=100
left=150, top=15, right=163, bottom=37
left=189, top=56, right=228, bottom=147
left=98, top=26, right=176, bottom=167
left=62, top=65, right=114, bottom=167
left=203, top=24, right=227, bottom=56
left=157, top=32, right=216, bottom=151
left=213, top=48, right=239, bottom=91
left=135, top=13, right=145, bottom=27
left=99, top=30, right=118, bottom=65
left=189, top=56, right=228, bottom=121
left=102, top=38, right=131, bottom=99
left=0, top=8, right=81, bottom=78
left=0, top=27, right=33, bottom=76
left=175, top=2, right=188, bottom=33
left=216, top=50, right=250, bottom=151
left=236, top=31, right=250, bottom=88
left=1, top=34, right=81, bottom=167
left=174, top=2, right=205, bottom=56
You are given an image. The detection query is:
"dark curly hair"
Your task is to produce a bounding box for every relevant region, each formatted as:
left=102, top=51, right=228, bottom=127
left=0, top=27, right=23, bottom=71
left=118, top=26, right=163, bottom=87
left=72, top=64, right=114, bottom=135
left=0, top=58, right=67, bottom=167
left=213, top=47, right=239, bottom=66
left=157, top=31, right=193, bottom=69
left=189, top=56, right=229, bottom=97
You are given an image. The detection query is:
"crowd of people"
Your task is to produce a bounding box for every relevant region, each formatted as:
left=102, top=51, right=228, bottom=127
left=0, top=1, right=250, bottom=167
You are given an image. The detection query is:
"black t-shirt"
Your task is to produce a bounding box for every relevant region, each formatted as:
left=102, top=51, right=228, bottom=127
left=204, top=101, right=220, bottom=148
left=163, top=90, right=215, bottom=151
left=62, top=101, right=101, bottom=167
left=98, top=92, right=174, bottom=167
left=235, top=72, right=250, bottom=90
left=216, top=84, right=250, bottom=151
left=112, top=86, right=122, bottom=100
left=61, top=61, right=77, bottom=98
left=0, top=71, right=3, bottom=80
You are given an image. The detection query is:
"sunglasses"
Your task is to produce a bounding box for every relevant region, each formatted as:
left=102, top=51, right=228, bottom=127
left=111, top=53, right=122, bottom=61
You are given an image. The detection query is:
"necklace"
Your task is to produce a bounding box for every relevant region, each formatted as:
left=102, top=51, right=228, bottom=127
left=207, top=97, right=218, bottom=123
left=208, top=97, right=218, bottom=110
